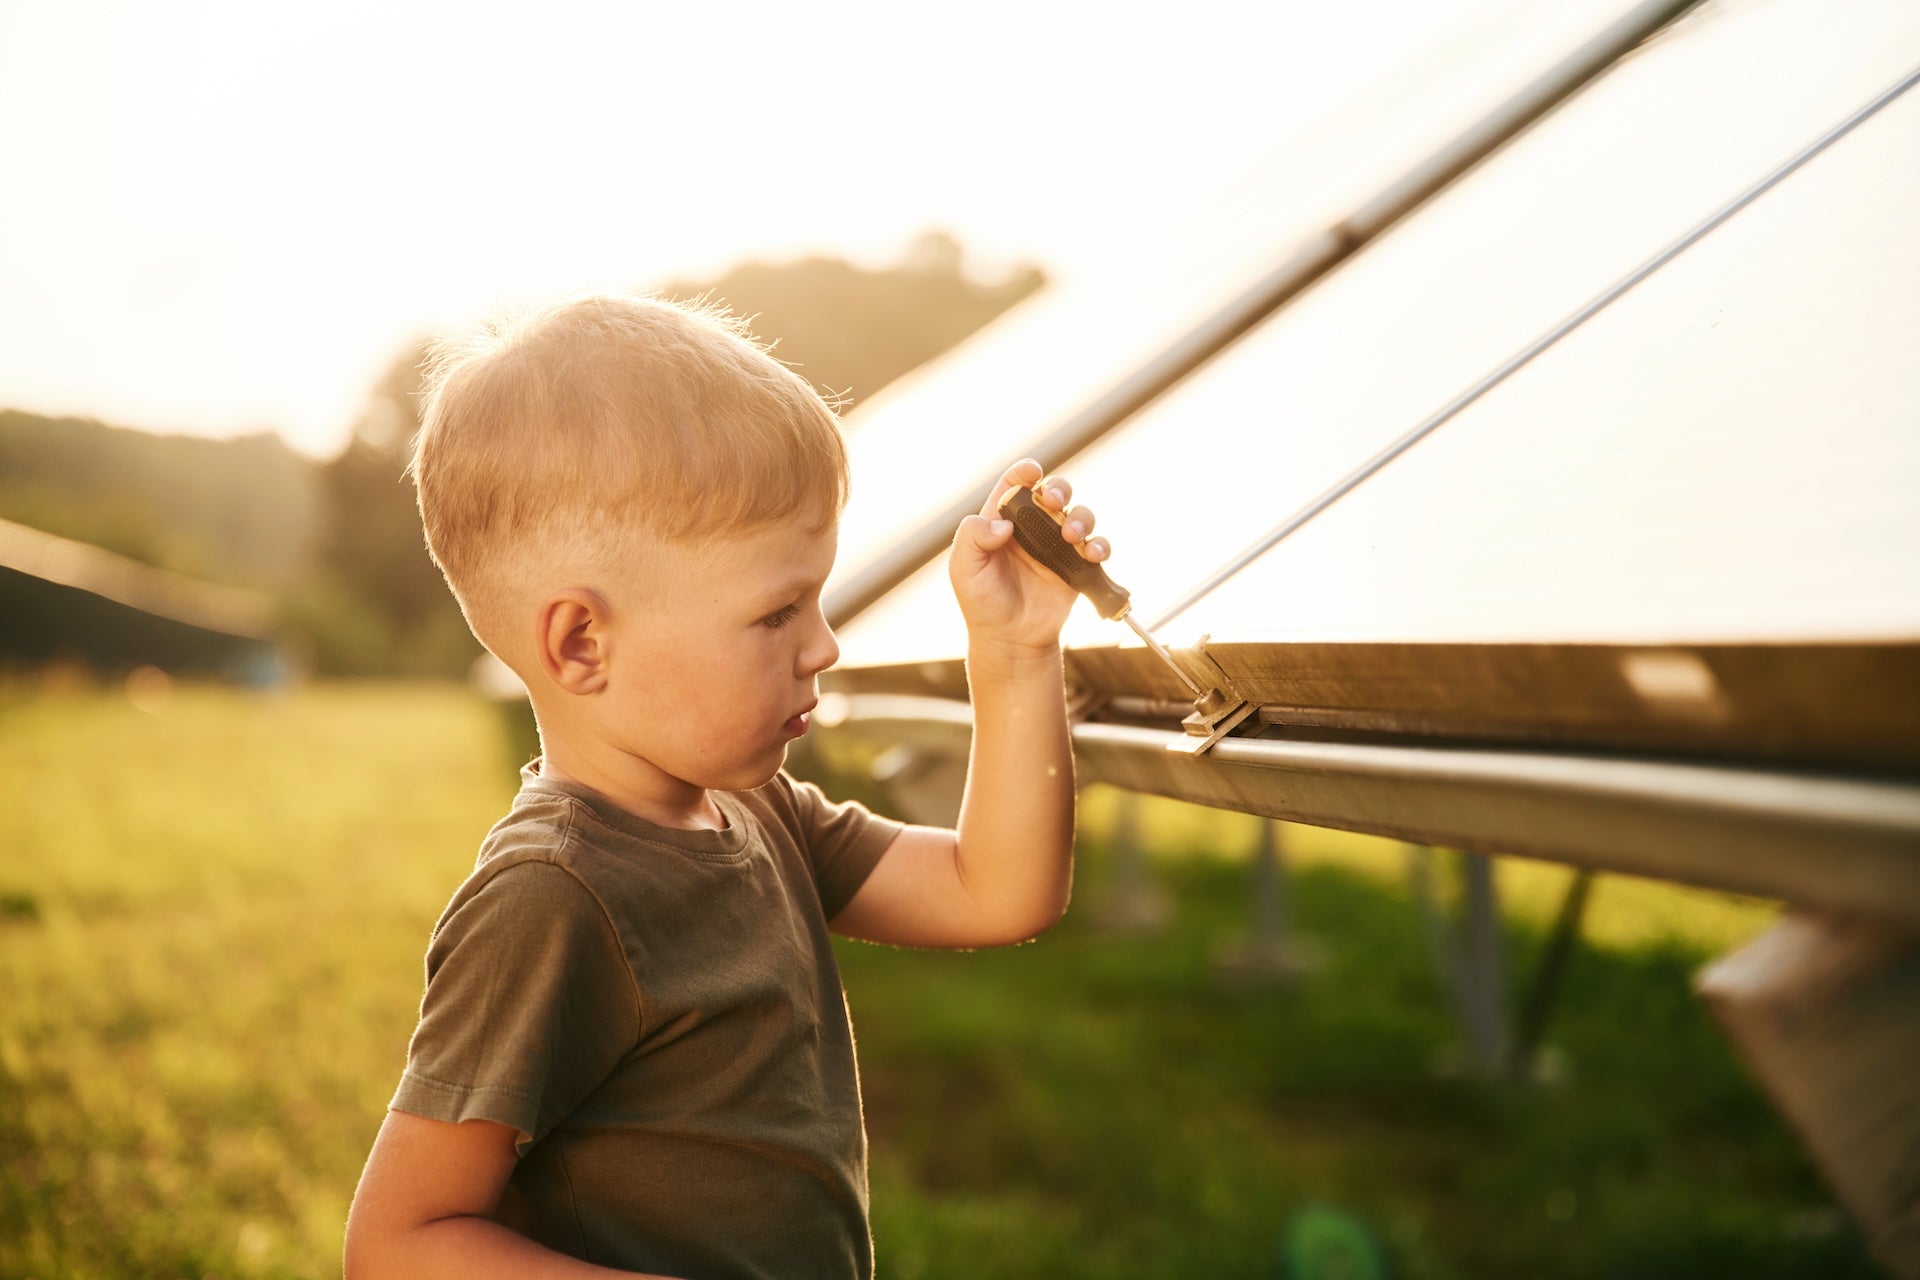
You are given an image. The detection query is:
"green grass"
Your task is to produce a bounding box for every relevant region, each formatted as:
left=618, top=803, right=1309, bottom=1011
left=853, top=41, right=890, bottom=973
left=0, top=681, right=1880, bottom=1277
left=0, top=681, right=508, bottom=1277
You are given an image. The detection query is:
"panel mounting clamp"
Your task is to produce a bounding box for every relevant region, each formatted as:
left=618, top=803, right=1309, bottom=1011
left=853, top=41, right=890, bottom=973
left=1168, top=637, right=1259, bottom=756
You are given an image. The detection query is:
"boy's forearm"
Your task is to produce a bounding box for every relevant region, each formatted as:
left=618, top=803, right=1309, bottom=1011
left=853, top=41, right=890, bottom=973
left=347, top=1216, right=667, bottom=1280
left=954, top=638, right=1076, bottom=941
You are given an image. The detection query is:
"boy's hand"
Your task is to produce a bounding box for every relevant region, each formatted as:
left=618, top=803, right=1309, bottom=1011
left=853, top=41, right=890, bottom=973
left=950, top=458, right=1111, bottom=655
left=839, top=458, right=1089, bottom=951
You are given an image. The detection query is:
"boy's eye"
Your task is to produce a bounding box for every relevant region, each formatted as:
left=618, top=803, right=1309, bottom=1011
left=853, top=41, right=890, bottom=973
left=760, top=604, right=801, bottom=630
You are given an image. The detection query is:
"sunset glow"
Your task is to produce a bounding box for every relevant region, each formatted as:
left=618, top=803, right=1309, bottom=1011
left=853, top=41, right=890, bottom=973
left=4, top=0, right=1520, bottom=455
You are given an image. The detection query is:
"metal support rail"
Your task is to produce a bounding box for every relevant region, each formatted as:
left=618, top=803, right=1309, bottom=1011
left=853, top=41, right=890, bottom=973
left=814, top=692, right=1920, bottom=927
left=823, top=0, right=1700, bottom=629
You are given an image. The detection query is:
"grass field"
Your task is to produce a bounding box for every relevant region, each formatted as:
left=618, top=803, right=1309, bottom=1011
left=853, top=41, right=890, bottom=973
left=0, top=680, right=1881, bottom=1277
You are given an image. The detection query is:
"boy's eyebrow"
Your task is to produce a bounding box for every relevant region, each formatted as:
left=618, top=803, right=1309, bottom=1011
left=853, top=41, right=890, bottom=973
left=753, top=573, right=828, bottom=606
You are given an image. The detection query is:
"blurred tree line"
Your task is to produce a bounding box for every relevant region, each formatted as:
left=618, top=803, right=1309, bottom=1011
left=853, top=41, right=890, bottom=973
left=0, top=236, right=1042, bottom=678
left=0, top=412, right=315, bottom=586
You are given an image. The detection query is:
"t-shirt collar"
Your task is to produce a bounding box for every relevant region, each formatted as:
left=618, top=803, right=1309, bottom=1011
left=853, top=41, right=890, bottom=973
left=517, top=758, right=751, bottom=860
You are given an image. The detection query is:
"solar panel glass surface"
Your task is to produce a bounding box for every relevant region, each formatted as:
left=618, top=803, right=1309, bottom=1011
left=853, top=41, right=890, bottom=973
left=828, top=0, right=1643, bottom=620
left=833, top=0, right=1920, bottom=666
left=1176, top=75, right=1920, bottom=645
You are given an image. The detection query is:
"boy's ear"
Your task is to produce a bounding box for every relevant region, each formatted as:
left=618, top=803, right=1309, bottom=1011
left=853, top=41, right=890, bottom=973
left=534, top=589, right=611, bottom=695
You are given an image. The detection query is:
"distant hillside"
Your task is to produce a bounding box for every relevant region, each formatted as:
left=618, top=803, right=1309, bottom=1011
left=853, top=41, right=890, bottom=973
left=658, top=232, right=1044, bottom=412
left=0, top=411, right=318, bottom=588
left=2, top=235, right=1045, bottom=674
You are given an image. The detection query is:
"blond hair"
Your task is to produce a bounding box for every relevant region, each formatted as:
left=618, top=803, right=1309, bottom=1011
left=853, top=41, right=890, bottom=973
left=410, top=293, right=849, bottom=655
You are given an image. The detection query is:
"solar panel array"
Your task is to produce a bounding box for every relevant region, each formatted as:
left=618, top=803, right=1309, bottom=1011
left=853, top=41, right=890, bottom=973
left=829, top=0, right=1920, bottom=667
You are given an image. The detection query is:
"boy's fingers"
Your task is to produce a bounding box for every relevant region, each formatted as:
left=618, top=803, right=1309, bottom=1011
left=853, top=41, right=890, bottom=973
left=1081, top=535, right=1111, bottom=563
left=1061, top=504, right=1095, bottom=543
left=981, top=458, right=1045, bottom=519
left=1039, top=474, right=1073, bottom=511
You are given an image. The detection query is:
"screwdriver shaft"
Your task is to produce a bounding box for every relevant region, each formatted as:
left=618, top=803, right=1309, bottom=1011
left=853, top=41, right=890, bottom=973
left=1122, top=611, right=1203, bottom=697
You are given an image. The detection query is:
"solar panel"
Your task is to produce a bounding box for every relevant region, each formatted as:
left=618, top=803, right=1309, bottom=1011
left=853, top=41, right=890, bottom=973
left=809, top=11, right=1920, bottom=1250
left=1176, top=65, right=1920, bottom=646
left=832, top=0, right=1920, bottom=667
left=827, top=0, right=1657, bottom=630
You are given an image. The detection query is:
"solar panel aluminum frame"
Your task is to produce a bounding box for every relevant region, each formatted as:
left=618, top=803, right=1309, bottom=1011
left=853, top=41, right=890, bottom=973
left=825, top=640, right=1920, bottom=776
left=810, top=687, right=1920, bottom=928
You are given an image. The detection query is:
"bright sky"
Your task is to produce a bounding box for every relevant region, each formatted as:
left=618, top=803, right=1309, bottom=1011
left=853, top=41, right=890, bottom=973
left=0, top=0, right=1496, bottom=458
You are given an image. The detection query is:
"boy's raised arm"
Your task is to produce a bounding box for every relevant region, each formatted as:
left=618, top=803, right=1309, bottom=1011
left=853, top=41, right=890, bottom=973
left=830, top=458, right=1100, bottom=950
left=345, top=1110, right=670, bottom=1279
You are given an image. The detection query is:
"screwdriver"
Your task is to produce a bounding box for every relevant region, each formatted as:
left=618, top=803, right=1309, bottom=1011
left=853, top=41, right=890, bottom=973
left=997, top=482, right=1204, bottom=698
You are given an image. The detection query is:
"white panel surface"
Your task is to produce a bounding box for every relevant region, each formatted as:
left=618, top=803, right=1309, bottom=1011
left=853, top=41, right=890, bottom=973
left=835, top=0, right=1920, bottom=666
left=1178, top=79, right=1920, bottom=645
left=830, top=0, right=1641, bottom=583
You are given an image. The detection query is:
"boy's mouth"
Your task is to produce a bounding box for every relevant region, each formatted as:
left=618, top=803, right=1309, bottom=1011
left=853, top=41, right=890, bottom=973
left=783, top=701, right=817, bottom=738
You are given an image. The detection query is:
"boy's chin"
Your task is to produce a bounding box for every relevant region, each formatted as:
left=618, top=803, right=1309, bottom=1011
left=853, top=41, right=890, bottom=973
left=694, top=744, right=790, bottom=794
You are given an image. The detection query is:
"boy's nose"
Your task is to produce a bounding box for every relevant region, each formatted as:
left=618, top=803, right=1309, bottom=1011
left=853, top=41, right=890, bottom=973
left=799, top=613, right=840, bottom=677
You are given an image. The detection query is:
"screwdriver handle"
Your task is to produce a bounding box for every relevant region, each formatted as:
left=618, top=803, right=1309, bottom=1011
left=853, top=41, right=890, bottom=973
left=997, top=484, right=1133, bottom=620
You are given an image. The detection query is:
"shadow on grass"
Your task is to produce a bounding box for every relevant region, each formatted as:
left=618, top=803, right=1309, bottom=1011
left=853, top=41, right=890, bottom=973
left=837, top=850, right=1878, bottom=1280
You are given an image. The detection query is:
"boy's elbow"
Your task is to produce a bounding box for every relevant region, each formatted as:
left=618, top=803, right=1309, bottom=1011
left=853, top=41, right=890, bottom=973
left=341, top=1225, right=375, bottom=1280
left=1007, top=916, right=1064, bottom=948
left=984, top=897, right=1070, bottom=948
left=342, top=1193, right=423, bottom=1280
left=342, top=1207, right=398, bottom=1280
left=342, top=1217, right=439, bottom=1280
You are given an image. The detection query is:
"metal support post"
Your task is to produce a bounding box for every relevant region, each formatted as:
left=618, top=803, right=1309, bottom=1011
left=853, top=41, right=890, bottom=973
left=1458, top=852, right=1512, bottom=1074
left=1091, top=789, right=1169, bottom=933
left=1218, top=820, right=1322, bottom=981
left=1510, top=869, right=1594, bottom=1079
left=1408, top=845, right=1512, bottom=1078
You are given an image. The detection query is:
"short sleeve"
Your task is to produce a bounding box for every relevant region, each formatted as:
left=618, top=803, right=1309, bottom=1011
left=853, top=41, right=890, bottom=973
left=779, top=775, right=904, bottom=919
left=391, top=860, right=641, bottom=1155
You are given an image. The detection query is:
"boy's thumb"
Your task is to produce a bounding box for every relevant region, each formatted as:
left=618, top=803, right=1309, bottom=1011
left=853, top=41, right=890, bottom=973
left=953, top=515, right=1015, bottom=563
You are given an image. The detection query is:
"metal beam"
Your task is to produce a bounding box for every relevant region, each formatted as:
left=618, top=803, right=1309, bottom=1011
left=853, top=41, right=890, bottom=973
left=1699, top=916, right=1920, bottom=1276
left=829, top=641, right=1920, bottom=776
left=812, top=693, right=1920, bottom=926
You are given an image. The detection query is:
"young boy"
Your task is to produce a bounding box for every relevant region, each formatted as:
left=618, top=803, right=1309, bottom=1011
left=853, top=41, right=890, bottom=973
left=343, top=293, right=1110, bottom=1279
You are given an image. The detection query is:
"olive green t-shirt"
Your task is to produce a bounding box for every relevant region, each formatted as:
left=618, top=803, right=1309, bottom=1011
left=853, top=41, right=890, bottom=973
left=390, top=762, right=902, bottom=1278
